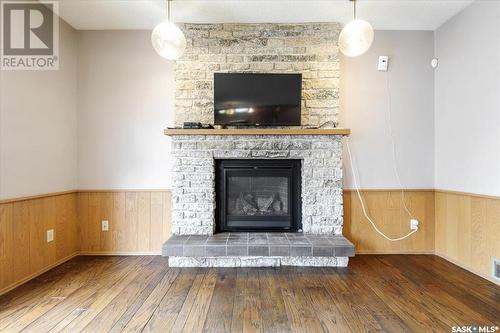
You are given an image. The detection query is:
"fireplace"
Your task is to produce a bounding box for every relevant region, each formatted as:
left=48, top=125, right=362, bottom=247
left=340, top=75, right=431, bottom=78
left=165, top=132, right=354, bottom=267
left=215, top=159, right=302, bottom=232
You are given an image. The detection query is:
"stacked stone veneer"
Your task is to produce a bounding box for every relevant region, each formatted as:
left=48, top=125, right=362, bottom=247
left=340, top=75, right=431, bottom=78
left=171, top=135, right=344, bottom=236
left=174, top=23, right=341, bottom=127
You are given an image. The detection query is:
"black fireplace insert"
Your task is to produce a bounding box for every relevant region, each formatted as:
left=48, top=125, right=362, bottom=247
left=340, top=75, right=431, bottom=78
left=215, top=159, right=301, bottom=232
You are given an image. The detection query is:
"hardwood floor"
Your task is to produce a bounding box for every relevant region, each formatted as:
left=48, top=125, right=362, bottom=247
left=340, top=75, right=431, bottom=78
left=0, top=255, right=498, bottom=333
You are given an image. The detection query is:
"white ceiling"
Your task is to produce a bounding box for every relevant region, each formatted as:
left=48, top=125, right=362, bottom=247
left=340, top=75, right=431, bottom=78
left=57, top=0, right=474, bottom=31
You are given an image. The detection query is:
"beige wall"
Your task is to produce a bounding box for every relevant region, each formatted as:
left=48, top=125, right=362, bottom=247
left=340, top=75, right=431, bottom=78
left=0, top=20, right=78, bottom=200
left=434, top=0, right=500, bottom=197
left=1, top=28, right=437, bottom=196
left=77, top=31, right=174, bottom=190
left=340, top=30, right=435, bottom=190
left=75, top=30, right=435, bottom=191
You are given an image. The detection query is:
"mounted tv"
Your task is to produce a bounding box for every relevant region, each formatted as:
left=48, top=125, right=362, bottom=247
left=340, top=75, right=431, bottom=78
left=214, top=73, right=302, bottom=126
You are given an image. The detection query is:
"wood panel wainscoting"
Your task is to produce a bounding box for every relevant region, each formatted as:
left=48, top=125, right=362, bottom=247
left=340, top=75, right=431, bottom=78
left=1, top=188, right=498, bottom=295
left=77, top=191, right=171, bottom=254
left=0, top=193, right=79, bottom=295
left=0, top=190, right=171, bottom=295
left=343, top=189, right=435, bottom=254
left=435, top=190, right=500, bottom=283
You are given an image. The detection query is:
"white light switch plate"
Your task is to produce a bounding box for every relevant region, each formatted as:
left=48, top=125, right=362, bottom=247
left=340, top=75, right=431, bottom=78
left=47, top=229, right=54, bottom=242
left=101, top=220, right=109, bottom=231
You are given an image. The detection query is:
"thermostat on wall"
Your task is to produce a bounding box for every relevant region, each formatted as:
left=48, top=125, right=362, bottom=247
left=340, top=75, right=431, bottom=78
left=431, top=58, right=439, bottom=69
left=377, top=56, right=389, bottom=71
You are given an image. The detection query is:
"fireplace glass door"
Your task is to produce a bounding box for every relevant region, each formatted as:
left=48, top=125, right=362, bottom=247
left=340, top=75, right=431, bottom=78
left=216, top=160, right=301, bottom=232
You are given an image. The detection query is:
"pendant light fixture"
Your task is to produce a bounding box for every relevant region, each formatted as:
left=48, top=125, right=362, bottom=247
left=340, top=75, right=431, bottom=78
left=338, top=0, right=374, bottom=57
left=151, top=0, right=186, bottom=60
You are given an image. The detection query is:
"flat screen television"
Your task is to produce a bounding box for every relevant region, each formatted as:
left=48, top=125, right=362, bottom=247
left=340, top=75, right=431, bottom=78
left=214, top=73, right=302, bottom=126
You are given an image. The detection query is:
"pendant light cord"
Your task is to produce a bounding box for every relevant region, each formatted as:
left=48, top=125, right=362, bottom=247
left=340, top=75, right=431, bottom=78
left=167, top=0, right=171, bottom=21
left=353, top=0, right=357, bottom=20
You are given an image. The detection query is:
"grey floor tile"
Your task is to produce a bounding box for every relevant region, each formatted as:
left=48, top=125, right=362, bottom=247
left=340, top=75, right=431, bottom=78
left=227, top=245, right=248, bottom=256
left=249, top=237, right=268, bottom=245
left=228, top=239, right=248, bottom=245
left=268, top=238, right=289, bottom=245
left=288, top=238, right=311, bottom=245
left=312, top=246, right=333, bottom=257
left=249, top=246, right=269, bottom=256
left=309, top=240, right=332, bottom=246
left=269, top=246, right=290, bottom=256
left=206, top=240, right=228, bottom=245
left=183, top=245, right=205, bottom=257
left=206, top=245, right=227, bottom=256
left=290, top=246, right=312, bottom=256
left=333, top=246, right=355, bottom=257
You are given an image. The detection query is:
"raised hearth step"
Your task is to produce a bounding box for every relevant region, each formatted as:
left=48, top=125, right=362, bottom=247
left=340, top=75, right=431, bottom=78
left=162, top=233, right=355, bottom=258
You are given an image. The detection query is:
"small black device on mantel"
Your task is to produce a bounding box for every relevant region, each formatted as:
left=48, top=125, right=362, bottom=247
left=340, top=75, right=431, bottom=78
left=214, top=73, right=302, bottom=127
left=183, top=122, right=214, bottom=129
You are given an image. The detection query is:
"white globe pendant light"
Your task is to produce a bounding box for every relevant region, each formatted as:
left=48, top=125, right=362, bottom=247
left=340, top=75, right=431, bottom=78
left=151, top=0, right=186, bottom=60
left=339, top=0, right=374, bottom=57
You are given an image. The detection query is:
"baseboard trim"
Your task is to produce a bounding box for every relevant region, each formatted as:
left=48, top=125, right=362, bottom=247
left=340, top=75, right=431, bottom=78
left=356, top=250, right=435, bottom=255
left=78, top=251, right=162, bottom=256
left=435, top=252, right=499, bottom=285
left=0, top=252, right=79, bottom=296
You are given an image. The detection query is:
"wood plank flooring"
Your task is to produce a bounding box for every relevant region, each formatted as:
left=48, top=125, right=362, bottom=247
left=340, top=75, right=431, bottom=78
left=0, top=255, right=498, bottom=333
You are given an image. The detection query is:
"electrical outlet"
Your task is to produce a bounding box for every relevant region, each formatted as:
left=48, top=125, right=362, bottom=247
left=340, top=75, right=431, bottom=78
left=47, top=229, right=54, bottom=242
left=101, top=220, right=109, bottom=232
left=410, top=219, right=419, bottom=230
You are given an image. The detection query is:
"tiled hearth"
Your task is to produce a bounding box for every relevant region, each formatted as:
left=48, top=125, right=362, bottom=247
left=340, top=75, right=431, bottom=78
left=163, top=233, right=355, bottom=258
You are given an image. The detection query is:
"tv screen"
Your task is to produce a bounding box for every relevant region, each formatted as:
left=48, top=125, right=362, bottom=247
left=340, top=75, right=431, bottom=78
left=214, top=73, right=302, bottom=126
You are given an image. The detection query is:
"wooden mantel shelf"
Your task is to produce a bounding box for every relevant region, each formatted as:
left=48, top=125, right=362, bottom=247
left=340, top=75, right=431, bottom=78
left=164, top=128, right=350, bottom=136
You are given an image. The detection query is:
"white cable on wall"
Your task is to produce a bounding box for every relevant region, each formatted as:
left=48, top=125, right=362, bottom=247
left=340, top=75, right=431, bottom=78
left=346, top=139, right=418, bottom=241
left=384, top=71, right=415, bottom=220
left=344, top=70, right=418, bottom=242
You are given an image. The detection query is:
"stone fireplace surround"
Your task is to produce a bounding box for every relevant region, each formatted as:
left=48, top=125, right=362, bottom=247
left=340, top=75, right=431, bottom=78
left=162, top=131, right=354, bottom=267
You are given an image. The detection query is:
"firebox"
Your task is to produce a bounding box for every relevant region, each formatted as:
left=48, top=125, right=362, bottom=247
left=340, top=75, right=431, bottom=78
left=215, top=159, right=302, bottom=232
